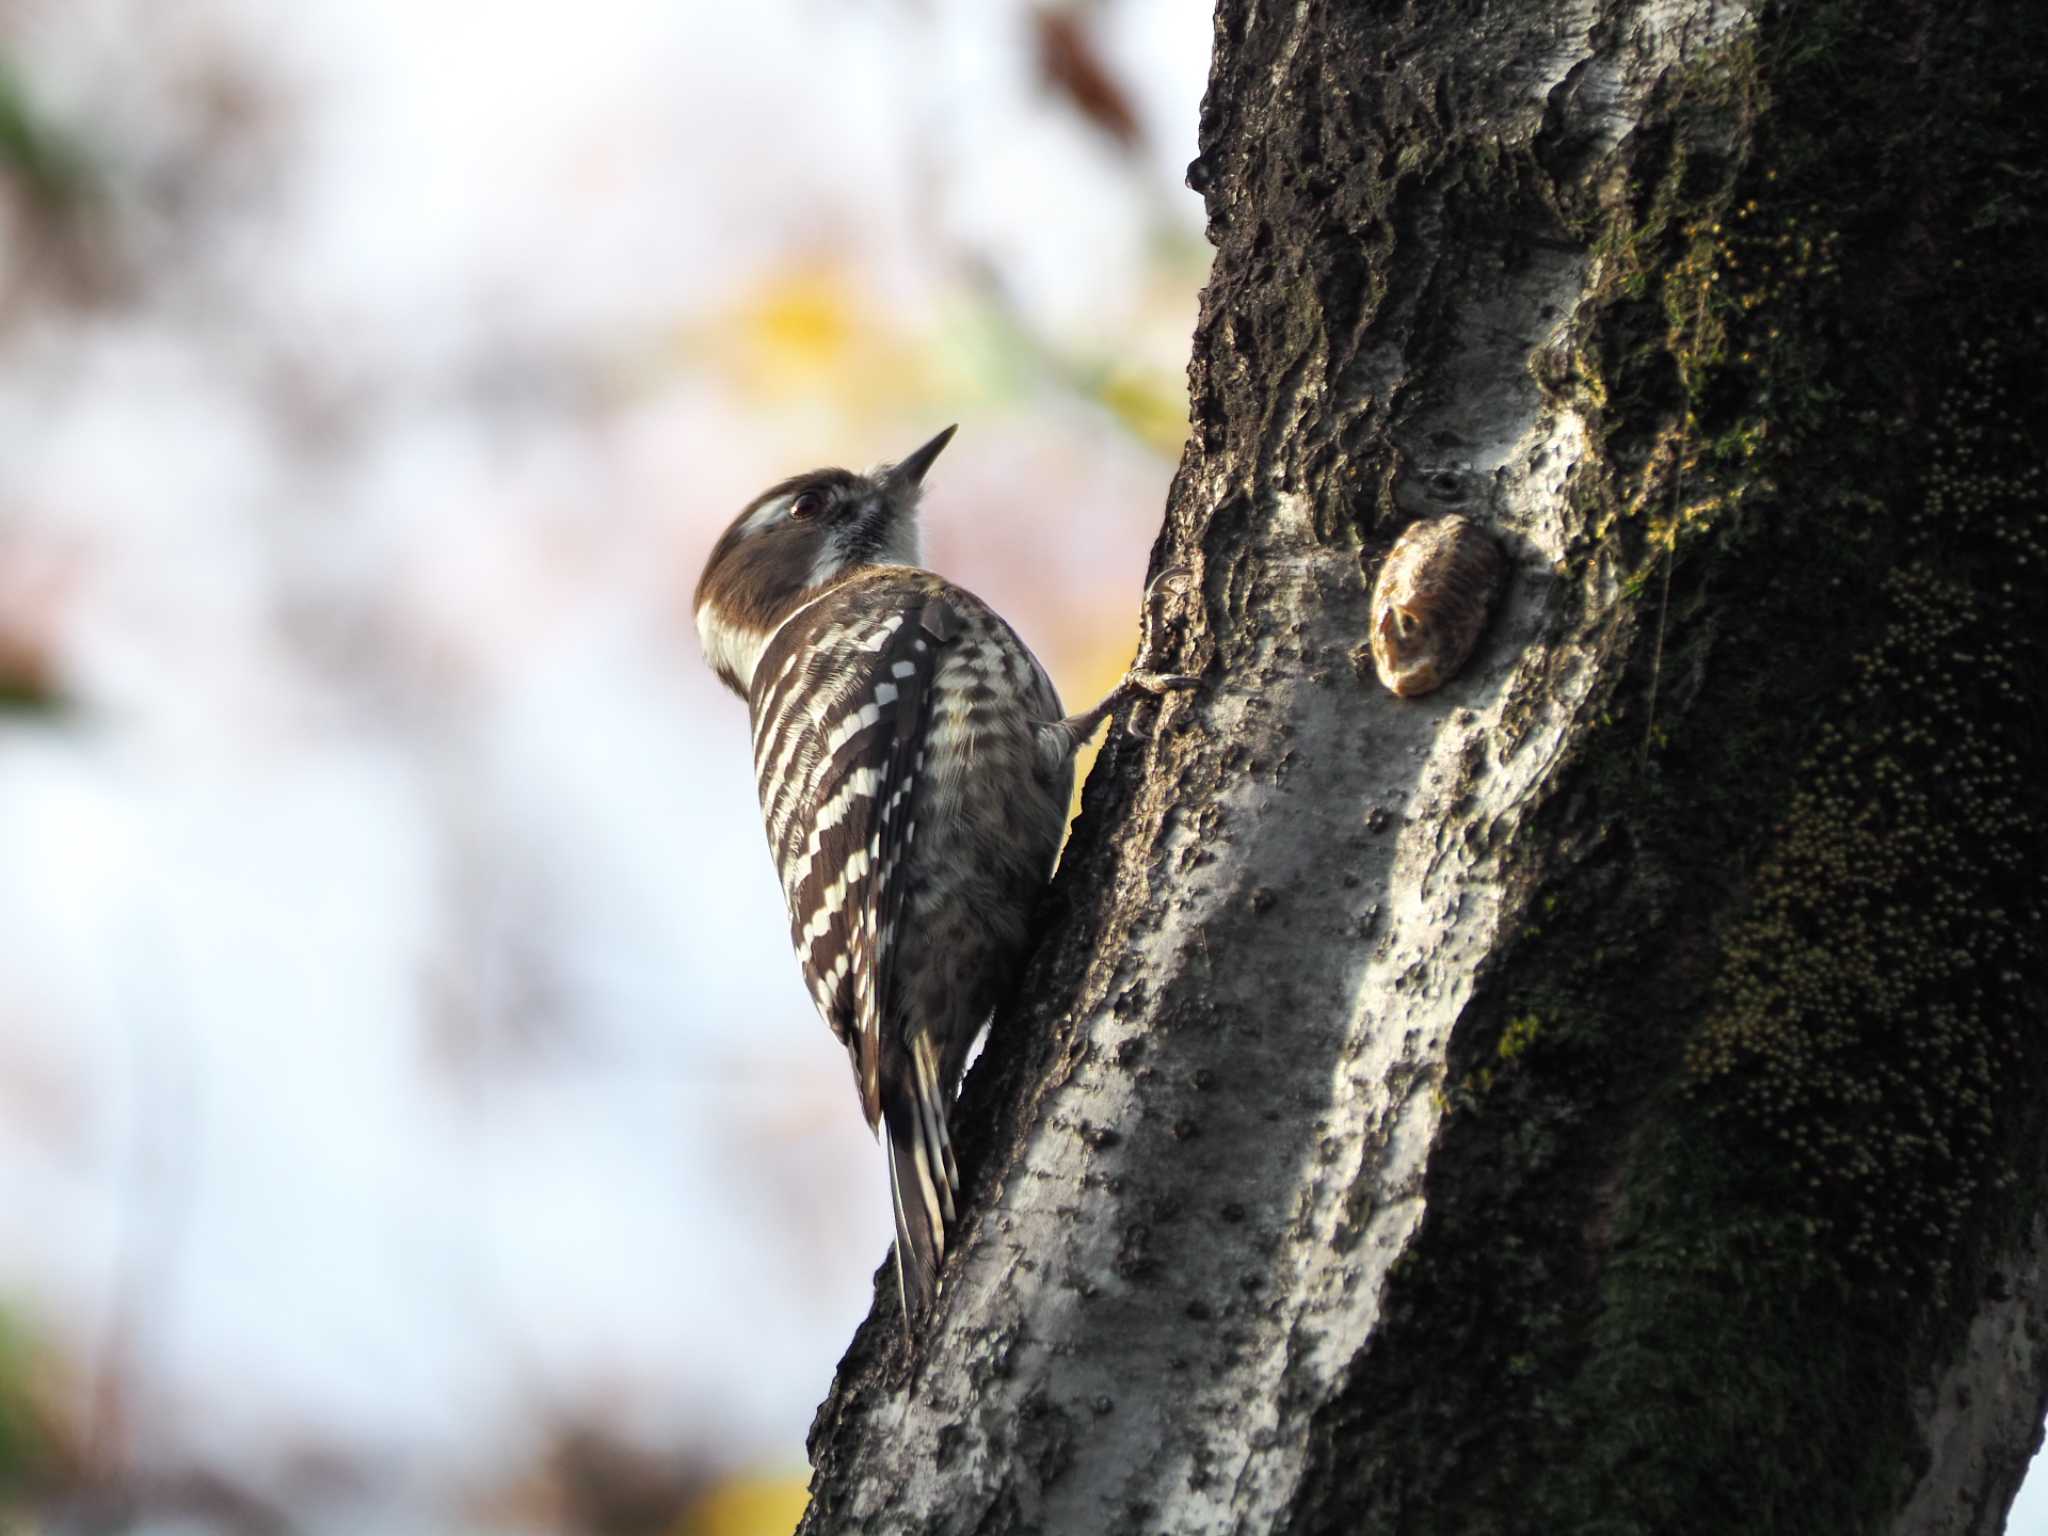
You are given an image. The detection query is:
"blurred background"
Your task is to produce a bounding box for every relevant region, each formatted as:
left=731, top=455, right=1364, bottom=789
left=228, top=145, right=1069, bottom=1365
left=0, top=0, right=1209, bottom=1530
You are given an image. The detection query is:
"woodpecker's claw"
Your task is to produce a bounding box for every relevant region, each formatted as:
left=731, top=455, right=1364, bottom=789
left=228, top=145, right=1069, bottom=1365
left=1040, top=667, right=1199, bottom=761
left=1037, top=566, right=1201, bottom=759
left=1115, top=668, right=1200, bottom=740
left=1127, top=670, right=1200, bottom=695
left=1123, top=565, right=1200, bottom=738
left=1136, top=565, right=1195, bottom=667
left=1143, top=563, right=1195, bottom=601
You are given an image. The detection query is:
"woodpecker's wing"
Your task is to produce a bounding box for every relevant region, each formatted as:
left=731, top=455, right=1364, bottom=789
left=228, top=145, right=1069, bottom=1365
left=864, top=603, right=962, bottom=1314
left=750, top=589, right=963, bottom=1313
left=747, top=592, right=955, bottom=1121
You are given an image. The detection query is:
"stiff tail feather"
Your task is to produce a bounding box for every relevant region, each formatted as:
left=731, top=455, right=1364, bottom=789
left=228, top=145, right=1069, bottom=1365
left=882, top=1044, right=960, bottom=1325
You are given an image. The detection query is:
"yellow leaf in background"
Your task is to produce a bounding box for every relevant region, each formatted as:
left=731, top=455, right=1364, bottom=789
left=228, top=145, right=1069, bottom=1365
left=691, top=265, right=938, bottom=414
left=1093, top=367, right=1189, bottom=457
left=750, top=270, right=853, bottom=369
left=677, top=1471, right=809, bottom=1536
left=649, top=260, right=1199, bottom=456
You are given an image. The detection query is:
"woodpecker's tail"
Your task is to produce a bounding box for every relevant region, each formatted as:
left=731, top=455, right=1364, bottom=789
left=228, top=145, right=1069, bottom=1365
left=882, top=1039, right=960, bottom=1323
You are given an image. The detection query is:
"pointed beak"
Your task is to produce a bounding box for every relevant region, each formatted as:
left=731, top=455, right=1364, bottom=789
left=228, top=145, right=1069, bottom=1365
left=886, top=425, right=957, bottom=491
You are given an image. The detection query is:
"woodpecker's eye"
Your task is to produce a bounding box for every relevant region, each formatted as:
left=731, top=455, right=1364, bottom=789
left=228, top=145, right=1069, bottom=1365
left=789, top=489, right=828, bottom=521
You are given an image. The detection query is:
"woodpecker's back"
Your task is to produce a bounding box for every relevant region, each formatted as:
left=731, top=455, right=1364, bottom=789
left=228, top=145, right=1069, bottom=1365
left=695, top=428, right=1073, bottom=1320
left=749, top=567, right=1069, bottom=1307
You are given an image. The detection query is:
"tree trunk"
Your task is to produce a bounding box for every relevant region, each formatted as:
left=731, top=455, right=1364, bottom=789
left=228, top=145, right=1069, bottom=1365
left=798, top=0, right=2048, bottom=1531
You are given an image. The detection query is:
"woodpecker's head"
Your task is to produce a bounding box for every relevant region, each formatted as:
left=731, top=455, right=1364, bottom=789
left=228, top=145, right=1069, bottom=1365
left=695, top=426, right=955, bottom=696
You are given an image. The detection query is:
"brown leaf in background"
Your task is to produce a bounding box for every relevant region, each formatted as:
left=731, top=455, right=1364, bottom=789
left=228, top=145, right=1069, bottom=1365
left=1032, top=6, right=1142, bottom=152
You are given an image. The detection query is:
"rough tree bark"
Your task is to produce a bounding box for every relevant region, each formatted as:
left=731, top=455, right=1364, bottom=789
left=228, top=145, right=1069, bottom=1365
left=800, top=1, right=2048, bottom=1531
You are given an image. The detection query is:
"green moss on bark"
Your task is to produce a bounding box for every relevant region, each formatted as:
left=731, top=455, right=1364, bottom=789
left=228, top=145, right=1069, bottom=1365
left=1689, top=346, right=2047, bottom=1301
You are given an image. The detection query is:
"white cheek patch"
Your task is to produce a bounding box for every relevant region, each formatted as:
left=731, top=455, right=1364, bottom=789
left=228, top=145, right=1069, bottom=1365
left=697, top=601, right=771, bottom=693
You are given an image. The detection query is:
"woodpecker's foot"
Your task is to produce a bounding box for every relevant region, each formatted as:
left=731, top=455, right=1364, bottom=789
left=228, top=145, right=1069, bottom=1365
left=1033, top=566, right=1201, bottom=771
left=1125, top=669, right=1200, bottom=698
left=1121, top=565, right=1200, bottom=738
left=1114, top=671, right=1199, bottom=741
left=1041, top=668, right=1199, bottom=764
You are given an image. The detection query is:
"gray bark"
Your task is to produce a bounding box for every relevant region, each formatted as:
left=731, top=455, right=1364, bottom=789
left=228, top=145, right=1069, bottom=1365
left=799, top=1, right=2048, bottom=1532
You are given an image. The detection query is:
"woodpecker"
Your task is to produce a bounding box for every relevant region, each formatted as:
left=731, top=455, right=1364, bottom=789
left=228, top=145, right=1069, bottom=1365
left=695, top=426, right=1191, bottom=1323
